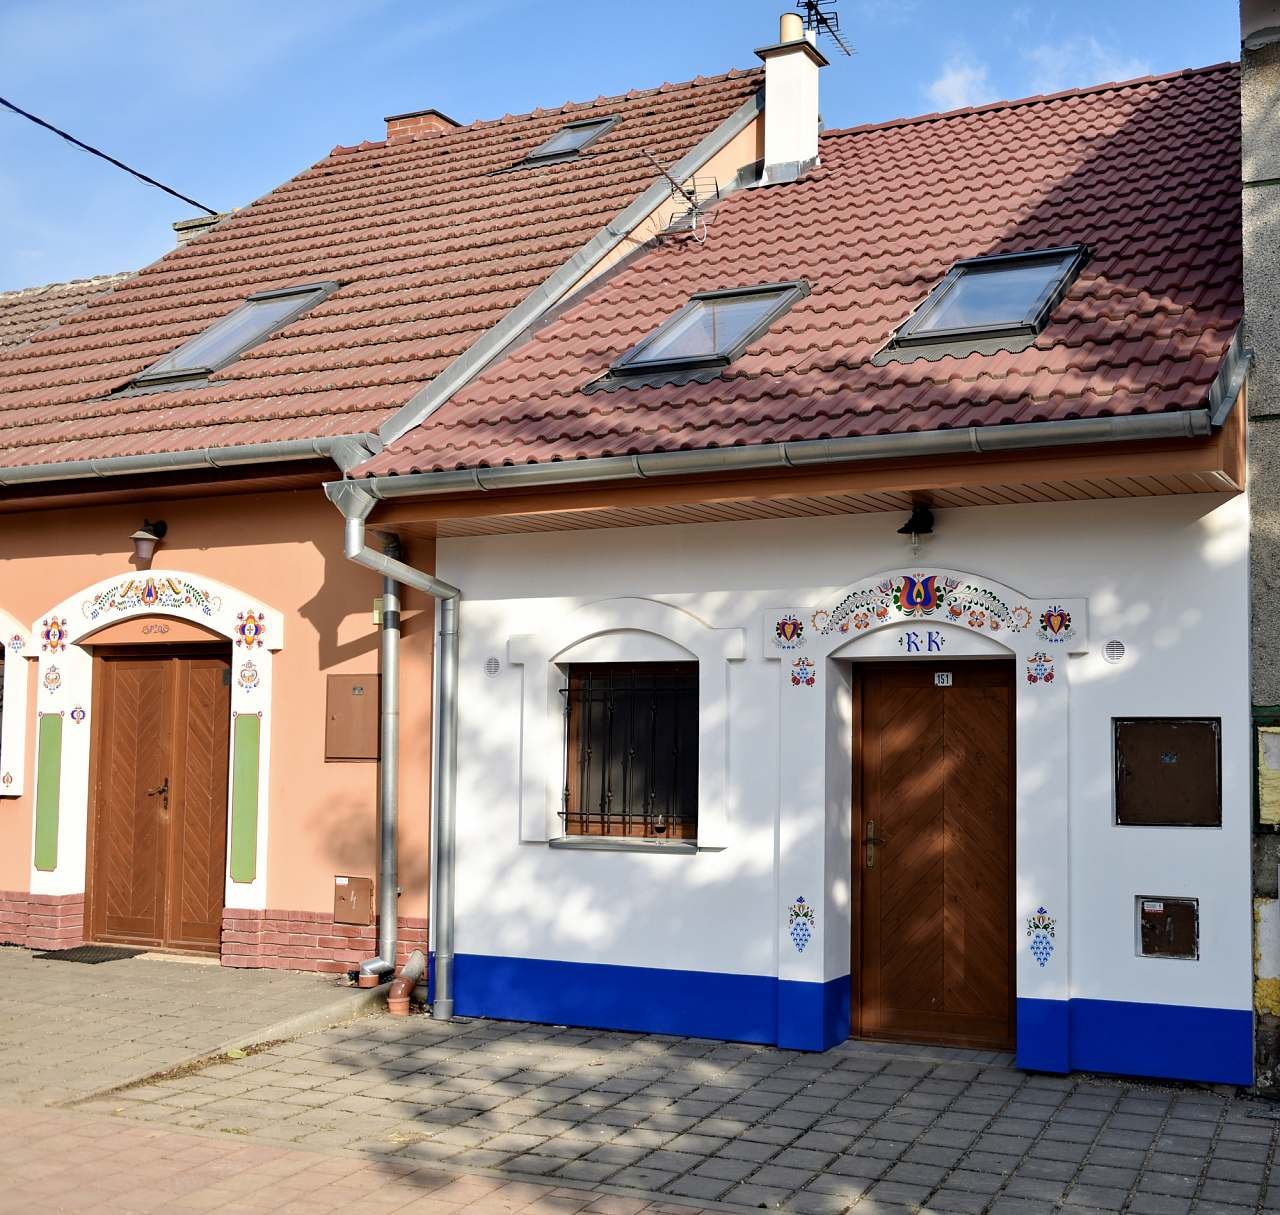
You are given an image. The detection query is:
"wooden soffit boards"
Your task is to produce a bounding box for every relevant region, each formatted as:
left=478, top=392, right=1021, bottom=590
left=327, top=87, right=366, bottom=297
left=374, top=421, right=1245, bottom=539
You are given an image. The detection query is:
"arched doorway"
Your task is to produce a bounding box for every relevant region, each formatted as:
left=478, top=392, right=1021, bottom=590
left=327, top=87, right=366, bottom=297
left=30, top=572, right=283, bottom=953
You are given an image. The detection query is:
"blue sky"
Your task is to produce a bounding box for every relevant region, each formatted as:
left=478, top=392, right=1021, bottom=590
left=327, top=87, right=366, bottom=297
left=0, top=1, right=1237, bottom=292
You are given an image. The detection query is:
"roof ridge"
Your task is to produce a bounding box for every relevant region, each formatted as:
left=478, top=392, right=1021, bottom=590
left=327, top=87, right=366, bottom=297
left=0, top=271, right=133, bottom=302
left=330, top=65, right=762, bottom=154
left=821, top=60, right=1238, bottom=141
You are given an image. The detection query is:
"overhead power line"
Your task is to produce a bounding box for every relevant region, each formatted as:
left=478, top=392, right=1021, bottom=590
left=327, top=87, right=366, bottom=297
left=0, top=94, right=218, bottom=216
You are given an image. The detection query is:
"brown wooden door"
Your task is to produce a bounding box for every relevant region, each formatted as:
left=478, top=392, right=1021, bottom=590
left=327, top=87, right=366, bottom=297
left=854, top=661, right=1014, bottom=1050
left=88, top=648, right=231, bottom=953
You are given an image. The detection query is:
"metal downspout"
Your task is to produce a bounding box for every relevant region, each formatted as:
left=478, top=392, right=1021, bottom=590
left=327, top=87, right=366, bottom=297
left=378, top=538, right=402, bottom=973
left=327, top=482, right=460, bottom=1021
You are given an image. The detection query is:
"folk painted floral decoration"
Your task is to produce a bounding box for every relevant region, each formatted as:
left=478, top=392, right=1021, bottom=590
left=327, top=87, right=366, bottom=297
left=791, top=657, right=816, bottom=687
left=789, top=896, right=815, bottom=953
left=823, top=574, right=1033, bottom=638
left=1027, top=906, right=1056, bottom=967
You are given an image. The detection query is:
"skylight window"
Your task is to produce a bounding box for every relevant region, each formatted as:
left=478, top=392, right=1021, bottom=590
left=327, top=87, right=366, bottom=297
left=894, top=245, right=1088, bottom=347
left=609, top=281, right=810, bottom=379
left=133, top=281, right=338, bottom=385
left=519, top=116, right=619, bottom=166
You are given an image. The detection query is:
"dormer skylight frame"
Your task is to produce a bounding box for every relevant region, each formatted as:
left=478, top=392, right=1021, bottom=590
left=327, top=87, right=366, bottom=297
left=515, top=114, right=621, bottom=169
left=892, top=244, right=1090, bottom=349
left=605, top=280, right=811, bottom=382
left=131, top=280, right=340, bottom=388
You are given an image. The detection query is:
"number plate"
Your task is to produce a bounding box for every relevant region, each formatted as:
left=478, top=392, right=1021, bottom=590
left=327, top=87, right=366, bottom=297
left=934, top=672, right=953, bottom=687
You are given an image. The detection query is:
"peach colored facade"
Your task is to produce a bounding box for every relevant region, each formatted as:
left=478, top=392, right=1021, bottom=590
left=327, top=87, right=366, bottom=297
left=0, top=488, right=434, bottom=970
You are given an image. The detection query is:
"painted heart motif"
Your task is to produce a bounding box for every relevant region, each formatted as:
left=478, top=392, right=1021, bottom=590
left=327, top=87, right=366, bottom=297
left=776, top=616, right=802, bottom=643
left=1043, top=609, right=1070, bottom=635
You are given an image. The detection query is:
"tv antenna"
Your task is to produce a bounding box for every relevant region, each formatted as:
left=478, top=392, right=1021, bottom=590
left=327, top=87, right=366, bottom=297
left=797, top=0, right=853, bottom=56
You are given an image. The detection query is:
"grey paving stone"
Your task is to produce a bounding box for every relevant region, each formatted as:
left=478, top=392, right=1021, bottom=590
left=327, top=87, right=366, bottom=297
left=924, top=1186, right=996, bottom=1213
left=1063, top=1182, right=1129, bottom=1210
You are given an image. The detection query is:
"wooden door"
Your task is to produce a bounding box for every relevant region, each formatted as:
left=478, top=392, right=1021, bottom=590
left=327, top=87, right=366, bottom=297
left=88, top=648, right=231, bottom=953
left=854, top=661, right=1014, bottom=1050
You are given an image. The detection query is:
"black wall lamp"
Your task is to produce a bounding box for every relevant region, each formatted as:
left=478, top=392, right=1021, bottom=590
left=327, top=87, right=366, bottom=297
left=897, top=504, right=934, bottom=557
left=130, top=519, right=168, bottom=568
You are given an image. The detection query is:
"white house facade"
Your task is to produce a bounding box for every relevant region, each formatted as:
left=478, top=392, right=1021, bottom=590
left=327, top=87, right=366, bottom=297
left=436, top=493, right=1252, bottom=1085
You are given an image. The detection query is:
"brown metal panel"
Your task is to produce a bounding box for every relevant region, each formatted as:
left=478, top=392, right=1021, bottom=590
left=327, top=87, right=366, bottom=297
left=1138, top=896, right=1199, bottom=959
left=854, top=661, right=1015, bottom=1051
left=334, top=875, right=375, bottom=926
left=325, top=674, right=380, bottom=761
left=1114, top=718, right=1221, bottom=826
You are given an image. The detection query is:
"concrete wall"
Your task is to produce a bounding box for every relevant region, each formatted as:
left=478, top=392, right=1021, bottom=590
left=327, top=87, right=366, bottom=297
left=0, top=489, right=434, bottom=965
left=1243, top=4, right=1280, bottom=1088
left=437, top=492, right=1253, bottom=1082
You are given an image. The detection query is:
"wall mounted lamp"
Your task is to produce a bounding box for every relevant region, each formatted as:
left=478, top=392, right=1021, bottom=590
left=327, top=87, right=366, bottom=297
left=897, top=504, right=934, bottom=557
left=130, top=519, right=168, bottom=568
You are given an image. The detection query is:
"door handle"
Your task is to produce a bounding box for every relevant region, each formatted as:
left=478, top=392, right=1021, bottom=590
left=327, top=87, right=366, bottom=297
left=864, top=819, right=885, bottom=868
left=147, top=777, right=170, bottom=811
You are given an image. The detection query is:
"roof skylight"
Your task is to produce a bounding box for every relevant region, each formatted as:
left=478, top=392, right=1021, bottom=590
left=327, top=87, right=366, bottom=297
left=894, top=245, right=1088, bottom=347
left=608, top=281, right=810, bottom=380
left=518, top=116, right=619, bottom=166
left=133, top=281, right=338, bottom=386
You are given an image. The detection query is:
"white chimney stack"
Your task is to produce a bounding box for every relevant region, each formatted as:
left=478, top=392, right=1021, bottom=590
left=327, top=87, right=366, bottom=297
left=755, top=11, right=829, bottom=185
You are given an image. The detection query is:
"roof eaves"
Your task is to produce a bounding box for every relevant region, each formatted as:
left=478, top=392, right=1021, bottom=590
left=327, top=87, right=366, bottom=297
left=0, top=431, right=381, bottom=487
left=370, top=82, right=766, bottom=451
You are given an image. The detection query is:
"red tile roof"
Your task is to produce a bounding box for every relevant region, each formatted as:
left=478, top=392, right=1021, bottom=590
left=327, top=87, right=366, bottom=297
left=0, top=69, right=761, bottom=472
left=0, top=274, right=132, bottom=352
left=362, top=63, right=1242, bottom=477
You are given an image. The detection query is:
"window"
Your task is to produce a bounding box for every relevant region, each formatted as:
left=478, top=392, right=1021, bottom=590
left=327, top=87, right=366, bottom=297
left=562, top=663, right=698, bottom=839
left=1114, top=718, right=1221, bottom=827
left=133, top=282, right=338, bottom=386
left=893, top=245, right=1088, bottom=347
left=608, top=281, right=809, bottom=379
left=518, top=115, right=618, bottom=166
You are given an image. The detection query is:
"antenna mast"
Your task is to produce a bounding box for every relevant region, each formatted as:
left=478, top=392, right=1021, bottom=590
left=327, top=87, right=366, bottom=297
left=796, top=0, right=854, bottom=56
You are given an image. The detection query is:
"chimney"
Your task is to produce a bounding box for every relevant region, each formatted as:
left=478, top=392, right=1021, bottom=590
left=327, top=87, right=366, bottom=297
left=172, top=211, right=234, bottom=246
left=384, top=108, right=461, bottom=143
left=755, top=11, right=828, bottom=185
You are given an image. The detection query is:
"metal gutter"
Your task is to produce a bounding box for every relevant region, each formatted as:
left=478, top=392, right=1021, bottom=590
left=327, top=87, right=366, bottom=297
left=346, top=410, right=1216, bottom=503
left=0, top=432, right=381, bottom=486
left=326, top=480, right=460, bottom=1021
left=1208, top=328, right=1253, bottom=427
left=374, top=86, right=767, bottom=449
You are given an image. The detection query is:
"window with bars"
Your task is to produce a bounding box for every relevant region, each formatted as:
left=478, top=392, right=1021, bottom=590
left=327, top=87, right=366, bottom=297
left=561, top=662, right=698, bottom=840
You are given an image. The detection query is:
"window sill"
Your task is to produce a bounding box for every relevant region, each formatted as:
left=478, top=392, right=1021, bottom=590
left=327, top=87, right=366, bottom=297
left=547, top=835, right=699, bottom=855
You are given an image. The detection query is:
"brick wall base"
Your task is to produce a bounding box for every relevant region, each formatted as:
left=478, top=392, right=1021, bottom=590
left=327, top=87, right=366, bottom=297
left=221, top=908, right=429, bottom=974
left=0, top=891, right=86, bottom=952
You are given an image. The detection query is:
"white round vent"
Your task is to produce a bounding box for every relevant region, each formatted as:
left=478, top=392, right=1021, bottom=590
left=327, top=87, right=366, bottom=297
left=1103, top=640, right=1126, bottom=664
left=484, top=656, right=502, bottom=677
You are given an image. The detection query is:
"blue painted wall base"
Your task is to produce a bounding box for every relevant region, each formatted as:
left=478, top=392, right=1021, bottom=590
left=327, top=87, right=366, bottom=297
left=453, top=953, right=847, bottom=1050
left=1018, top=996, right=1252, bottom=1085
left=447, top=954, right=1251, bottom=1083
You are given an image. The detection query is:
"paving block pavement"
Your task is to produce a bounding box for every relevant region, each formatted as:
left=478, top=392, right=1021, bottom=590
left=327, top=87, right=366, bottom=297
left=0, top=945, right=366, bottom=1105
left=74, top=1013, right=1280, bottom=1215
left=0, top=1104, right=702, bottom=1215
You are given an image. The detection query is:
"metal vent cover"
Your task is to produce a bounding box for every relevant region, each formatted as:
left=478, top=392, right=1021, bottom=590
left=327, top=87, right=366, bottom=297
left=484, top=656, right=501, bottom=677
left=1103, top=640, right=1126, bottom=664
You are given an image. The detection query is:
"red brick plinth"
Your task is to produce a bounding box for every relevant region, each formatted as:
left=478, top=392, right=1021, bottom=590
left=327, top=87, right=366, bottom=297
left=221, top=908, right=428, bottom=973
left=0, top=891, right=86, bottom=951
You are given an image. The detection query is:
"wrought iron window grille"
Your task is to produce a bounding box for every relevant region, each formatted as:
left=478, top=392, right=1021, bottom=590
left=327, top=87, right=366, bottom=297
left=560, top=663, right=698, bottom=840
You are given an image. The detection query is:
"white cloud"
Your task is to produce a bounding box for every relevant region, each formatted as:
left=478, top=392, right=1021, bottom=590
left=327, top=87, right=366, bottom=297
left=1024, top=37, right=1153, bottom=95
left=925, top=56, right=998, bottom=111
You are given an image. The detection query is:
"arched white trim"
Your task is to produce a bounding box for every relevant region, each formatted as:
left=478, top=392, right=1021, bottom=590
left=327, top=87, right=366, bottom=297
left=508, top=597, right=746, bottom=846
left=0, top=610, right=33, bottom=798
left=28, top=570, right=285, bottom=911
left=761, top=567, right=1087, bottom=1058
